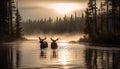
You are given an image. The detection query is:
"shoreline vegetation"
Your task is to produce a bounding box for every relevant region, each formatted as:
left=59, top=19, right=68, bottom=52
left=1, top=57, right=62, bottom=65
left=0, top=36, right=27, bottom=43
left=0, top=0, right=23, bottom=43
left=82, top=0, right=120, bottom=45
left=79, top=34, right=120, bottom=45
left=79, top=38, right=120, bottom=45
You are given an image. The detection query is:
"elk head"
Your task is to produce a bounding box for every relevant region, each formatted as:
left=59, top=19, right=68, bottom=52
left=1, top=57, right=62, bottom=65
left=51, top=38, right=59, bottom=43
left=39, top=37, right=47, bottom=43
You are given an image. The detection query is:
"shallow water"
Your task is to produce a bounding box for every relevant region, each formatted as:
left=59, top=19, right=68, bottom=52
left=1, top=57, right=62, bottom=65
left=0, top=40, right=120, bottom=69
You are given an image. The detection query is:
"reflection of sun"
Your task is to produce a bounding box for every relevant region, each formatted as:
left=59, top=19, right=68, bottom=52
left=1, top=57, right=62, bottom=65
left=50, top=3, right=80, bottom=14
left=60, top=42, right=68, bottom=46
left=59, top=51, right=68, bottom=65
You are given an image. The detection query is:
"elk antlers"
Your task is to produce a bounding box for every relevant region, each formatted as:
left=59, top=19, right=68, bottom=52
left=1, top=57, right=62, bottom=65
left=39, top=37, right=47, bottom=40
left=51, top=38, right=59, bottom=41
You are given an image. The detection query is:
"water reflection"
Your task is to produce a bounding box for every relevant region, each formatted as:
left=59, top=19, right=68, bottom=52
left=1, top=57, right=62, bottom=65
left=59, top=50, right=69, bottom=65
left=0, top=44, right=22, bottom=69
left=15, top=45, right=21, bottom=68
left=0, top=45, right=13, bottom=69
left=0, top=41, right=120, bottom=69
left=40, top=49, right=46, bottom=58
left=51, top=50, right=58, bottom=58
left=85, top=48, right=120, bottom=69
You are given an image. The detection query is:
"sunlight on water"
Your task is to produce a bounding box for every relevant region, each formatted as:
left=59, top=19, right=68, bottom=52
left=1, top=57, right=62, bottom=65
left=1, top=39, right=120, bottom=69
left=59, top=40, right=69, bottom=46
left=12, top=40, right=87, bottom=68
left=59, top=50, right=69, bottom=65
left=59, top=43, right=68, bottom=46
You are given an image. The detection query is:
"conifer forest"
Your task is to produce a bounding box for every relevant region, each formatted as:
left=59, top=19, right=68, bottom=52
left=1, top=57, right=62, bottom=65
left=23, top=13, right=84, bottom=34
left=0, top=0, right=22, bottom=41
left=84, top=0, right=120, bottom=43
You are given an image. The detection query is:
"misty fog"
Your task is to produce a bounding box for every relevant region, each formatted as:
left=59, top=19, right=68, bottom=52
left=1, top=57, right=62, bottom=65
left=21, top=13, right=85, bottom=43
left=24, top=33, right=84, bottom=43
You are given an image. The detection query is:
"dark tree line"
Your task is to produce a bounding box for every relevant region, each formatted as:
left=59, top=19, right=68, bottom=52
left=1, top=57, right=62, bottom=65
left=0, top=0, right=23, bottom=41
left=84, top=0, right=120, bottom=43
left=23, top=13, right=85, bottom=34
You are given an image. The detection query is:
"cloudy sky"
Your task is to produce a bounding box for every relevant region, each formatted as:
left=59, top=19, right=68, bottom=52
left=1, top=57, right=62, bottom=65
left=19, top=0, right=89, bottom=20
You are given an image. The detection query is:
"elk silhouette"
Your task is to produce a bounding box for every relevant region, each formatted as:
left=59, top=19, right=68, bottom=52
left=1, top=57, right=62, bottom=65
left=51, top=38, right=59, bottom=49
left=39, top=37, right=48, bottom=49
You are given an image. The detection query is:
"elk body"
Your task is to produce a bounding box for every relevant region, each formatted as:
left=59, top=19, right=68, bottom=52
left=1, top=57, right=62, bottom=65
left=51, top=38, right=59, bottom=49
left=39, top=37, right=48, bottom=49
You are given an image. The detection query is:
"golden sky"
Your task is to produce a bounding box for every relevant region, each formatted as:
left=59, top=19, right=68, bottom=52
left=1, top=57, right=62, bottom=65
left=19, top=0, right=89, bottom=20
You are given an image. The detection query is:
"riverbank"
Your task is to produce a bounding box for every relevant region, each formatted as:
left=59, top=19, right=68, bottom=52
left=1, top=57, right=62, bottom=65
left=79, top=37, right=120, bottom=47
left=0, top=36, right=28, bottom=43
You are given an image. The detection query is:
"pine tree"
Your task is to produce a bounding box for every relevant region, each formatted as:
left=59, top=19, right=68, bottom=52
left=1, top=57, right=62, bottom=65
left=84, top=0, right=120, bottom=43
left=15, top=9, right=22, bottom=38
left=84, top=8, right=91, bottom=34
left=8, top=0, right=14, bottom=36
left=85, top=0, right=98, bottom=40
left=0, top=0, right=8, bottom=36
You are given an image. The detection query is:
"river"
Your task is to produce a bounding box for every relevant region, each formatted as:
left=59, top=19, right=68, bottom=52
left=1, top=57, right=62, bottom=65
left=0, top=40, right=120, bottom=69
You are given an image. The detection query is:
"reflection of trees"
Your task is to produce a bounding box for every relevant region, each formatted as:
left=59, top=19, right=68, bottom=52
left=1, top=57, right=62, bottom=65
left=0, top=45, right=13, bottom=69
left=85, top=49, right=92, bottom=69
left=0, top=45, right=21, bottom=69
left=112, top=51, right=120, bottom=69
left=85, top=49, right=120, bottom=69
left=15, top=46, right=21, bottom=68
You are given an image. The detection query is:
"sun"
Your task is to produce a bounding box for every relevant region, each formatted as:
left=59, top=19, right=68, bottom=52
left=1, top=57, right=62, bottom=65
left=50, top=3, right=80, bottom=14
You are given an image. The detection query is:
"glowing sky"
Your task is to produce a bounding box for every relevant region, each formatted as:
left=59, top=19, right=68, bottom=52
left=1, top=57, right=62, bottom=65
left=19, top=0, right=88, bottom=20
